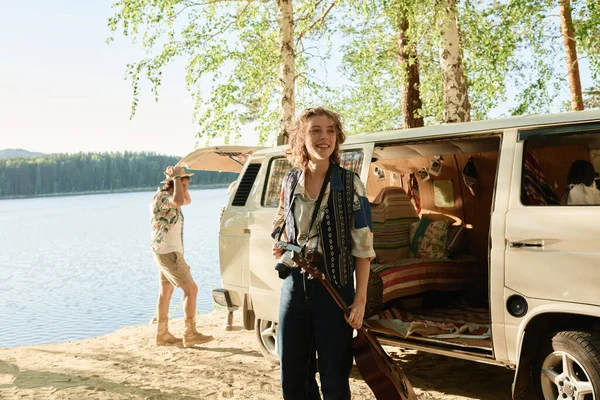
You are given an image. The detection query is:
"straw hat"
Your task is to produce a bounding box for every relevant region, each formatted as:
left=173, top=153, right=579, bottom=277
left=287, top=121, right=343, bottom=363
left=160, top=169, right=195, bottom=184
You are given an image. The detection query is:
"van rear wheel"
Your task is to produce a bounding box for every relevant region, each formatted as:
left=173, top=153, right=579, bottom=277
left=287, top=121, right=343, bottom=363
left=255, top=319, right=279, bottom=365
left=533, top=330, right=600, bottom=400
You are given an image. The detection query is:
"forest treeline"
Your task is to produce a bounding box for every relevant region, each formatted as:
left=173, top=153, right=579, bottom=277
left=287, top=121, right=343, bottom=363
left=0, top=152, right=237, bottom=199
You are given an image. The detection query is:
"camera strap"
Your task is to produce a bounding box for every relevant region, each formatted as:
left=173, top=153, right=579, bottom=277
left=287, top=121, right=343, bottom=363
left=307, top=162, right=332, bottom=237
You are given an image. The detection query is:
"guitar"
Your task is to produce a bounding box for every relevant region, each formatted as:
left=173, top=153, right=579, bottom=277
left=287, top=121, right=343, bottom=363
left=291, top=252, right=417, bottom=400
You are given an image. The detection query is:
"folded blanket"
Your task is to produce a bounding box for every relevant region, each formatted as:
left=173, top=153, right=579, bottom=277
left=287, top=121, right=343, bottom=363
left=367, top=301, right=490, bottom=340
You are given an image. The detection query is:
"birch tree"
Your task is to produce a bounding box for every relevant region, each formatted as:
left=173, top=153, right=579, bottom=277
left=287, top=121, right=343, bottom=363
left=559, top=0, right=584, bottom=111
left=571, top=0, right=600, bottom=109
left=437, top=0, right=470, bottom=123
left=334, top=0, right=529, bottom=130
left=395, top=2, right=425, bottom=128
left=108, top=0, right=337, bottom=145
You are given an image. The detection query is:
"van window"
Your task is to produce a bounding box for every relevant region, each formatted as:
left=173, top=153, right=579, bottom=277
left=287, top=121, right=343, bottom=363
left=263, top=157, right=294, bottom=207
left=262, top=150, right=365, bottom=207
left=520, top=124, right=600, bottom=206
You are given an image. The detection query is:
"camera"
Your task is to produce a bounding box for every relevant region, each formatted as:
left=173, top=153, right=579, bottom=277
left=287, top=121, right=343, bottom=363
left=274, top=241, right=302, bottom=273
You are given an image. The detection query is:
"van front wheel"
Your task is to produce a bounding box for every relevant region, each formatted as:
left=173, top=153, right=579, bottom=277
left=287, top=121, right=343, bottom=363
left=255, top=319, right=279, bottom=365
left=533, top=330, right=600, bottom=400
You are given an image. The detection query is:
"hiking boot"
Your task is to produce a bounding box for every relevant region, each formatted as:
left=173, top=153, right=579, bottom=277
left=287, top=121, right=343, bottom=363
left=183, top=317, right=213, bottom=348
left=155, top=318, right=182, bottom=346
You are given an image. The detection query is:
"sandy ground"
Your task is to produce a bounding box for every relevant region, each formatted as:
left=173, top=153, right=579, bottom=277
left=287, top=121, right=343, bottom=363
left=0, top=311, right=515, bottom=400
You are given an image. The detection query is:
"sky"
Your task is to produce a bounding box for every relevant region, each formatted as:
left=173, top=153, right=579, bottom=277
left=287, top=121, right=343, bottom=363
left=0, top=0, right=257, bottom=157
left=0, top=1, right=594, bottom=157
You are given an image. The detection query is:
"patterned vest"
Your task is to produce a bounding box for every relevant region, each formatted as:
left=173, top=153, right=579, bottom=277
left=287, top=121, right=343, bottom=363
left=282, top=164, right=355, bottom=288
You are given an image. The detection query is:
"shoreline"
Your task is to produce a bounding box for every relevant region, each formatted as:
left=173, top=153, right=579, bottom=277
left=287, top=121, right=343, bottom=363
left=0, top=311, right=514, bottom=399
left=0, top=183, right=231, bottom=201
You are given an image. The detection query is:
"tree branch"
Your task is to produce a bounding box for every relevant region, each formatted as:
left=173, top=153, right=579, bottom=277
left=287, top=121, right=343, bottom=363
left=295, top=1, right=335, bottom=47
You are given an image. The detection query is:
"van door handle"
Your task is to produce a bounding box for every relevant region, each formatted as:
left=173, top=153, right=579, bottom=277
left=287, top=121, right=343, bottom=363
left=508, top=241, right=543, bottom=248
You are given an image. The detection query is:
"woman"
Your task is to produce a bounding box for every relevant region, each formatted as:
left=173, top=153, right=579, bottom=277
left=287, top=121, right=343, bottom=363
left=563, top=159, right=600, bottom=205
left=271, top=107, right=375, bottom=399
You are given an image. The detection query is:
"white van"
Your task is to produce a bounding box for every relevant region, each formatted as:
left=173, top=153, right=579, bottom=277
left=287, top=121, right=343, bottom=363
left=181, top=110, right=600, bottom=400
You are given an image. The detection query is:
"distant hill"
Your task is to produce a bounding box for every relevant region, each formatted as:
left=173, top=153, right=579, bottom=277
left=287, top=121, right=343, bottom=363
left=0, top=149, right=44, bottom=159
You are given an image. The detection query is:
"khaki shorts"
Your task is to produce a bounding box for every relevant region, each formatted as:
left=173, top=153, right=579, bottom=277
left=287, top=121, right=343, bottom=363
left=153, top=252, right=194, bottom=287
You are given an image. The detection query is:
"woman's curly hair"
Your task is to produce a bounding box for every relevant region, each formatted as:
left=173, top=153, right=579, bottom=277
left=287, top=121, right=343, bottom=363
left=286, top=107, right=346, bottom=168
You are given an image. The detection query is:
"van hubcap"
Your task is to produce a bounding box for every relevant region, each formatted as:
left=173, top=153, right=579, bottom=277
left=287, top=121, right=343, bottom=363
left=258, top=319, right=278, bottom=356
left=541, top=351, right=595, bottom=400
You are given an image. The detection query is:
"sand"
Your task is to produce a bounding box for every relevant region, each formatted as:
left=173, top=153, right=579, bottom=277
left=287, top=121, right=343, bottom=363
left=0, top=311, right=514, bottom=400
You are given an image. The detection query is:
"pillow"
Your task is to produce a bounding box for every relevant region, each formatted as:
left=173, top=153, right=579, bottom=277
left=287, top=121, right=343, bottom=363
left=409, top=218, right=449, bottom=258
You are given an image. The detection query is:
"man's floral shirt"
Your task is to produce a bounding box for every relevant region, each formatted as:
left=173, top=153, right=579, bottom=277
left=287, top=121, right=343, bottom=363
left=150, top=190, right=184, bottom=253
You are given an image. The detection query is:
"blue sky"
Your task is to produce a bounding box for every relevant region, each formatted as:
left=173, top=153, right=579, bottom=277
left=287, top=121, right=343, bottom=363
left=0, top=1, right=594, bottom=156
left=0, top=0, right=230, bottom=156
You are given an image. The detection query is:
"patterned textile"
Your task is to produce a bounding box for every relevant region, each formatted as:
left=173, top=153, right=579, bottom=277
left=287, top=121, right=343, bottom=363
left=367, top=300, right=490, bottom=340
left=150, top=190, right=184, bottom=253
left=370, top=187, right=420, bottom=264
left=409, top=219, right=450, bottom=259
left=371, top=256, right=478, bottom=303
left=522, top=148, right=560, bottom=205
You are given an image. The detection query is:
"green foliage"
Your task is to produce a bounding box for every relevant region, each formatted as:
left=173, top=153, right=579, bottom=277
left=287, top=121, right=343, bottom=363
left=107, top=0, right=600, bottom=141
left=585, top=87, right=600, bottom=109
left=108, top=0, right=338, bottom=145
left=331, top=0, right=433, bottom=133
left=0, top=152, right=237, bottom=199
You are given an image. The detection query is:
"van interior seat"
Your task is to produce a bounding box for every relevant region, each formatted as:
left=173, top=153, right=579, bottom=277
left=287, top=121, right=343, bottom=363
left=367, top=186, right=478, bottom=312
left=366, top=185, right=486, bottom=346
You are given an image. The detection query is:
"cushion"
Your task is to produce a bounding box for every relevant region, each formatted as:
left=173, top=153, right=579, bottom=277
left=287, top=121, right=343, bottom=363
left=409, top=218, right=449, bottom=259
left=371, top=187, right=420, bottom=263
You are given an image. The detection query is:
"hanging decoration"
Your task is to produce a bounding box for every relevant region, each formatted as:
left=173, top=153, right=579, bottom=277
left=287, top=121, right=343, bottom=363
left=462, top=156, right=479, bottom=196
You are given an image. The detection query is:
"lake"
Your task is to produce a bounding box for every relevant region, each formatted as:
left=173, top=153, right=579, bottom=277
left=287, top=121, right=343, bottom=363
left=0, top=188, right=228, bottom=348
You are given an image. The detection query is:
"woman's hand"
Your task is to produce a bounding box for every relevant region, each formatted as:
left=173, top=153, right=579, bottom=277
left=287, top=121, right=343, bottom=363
left=347, top=297, right=366, bottom=330
left=272, top=242, right=284, bottom=260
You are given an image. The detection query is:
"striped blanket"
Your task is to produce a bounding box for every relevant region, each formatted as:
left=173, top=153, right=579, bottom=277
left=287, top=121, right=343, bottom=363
left=370, top=186, right=420, bottom=264
left=371, top=256, right=478, bottom=303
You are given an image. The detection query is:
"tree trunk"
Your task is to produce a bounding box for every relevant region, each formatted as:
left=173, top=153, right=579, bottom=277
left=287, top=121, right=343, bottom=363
left=276, top=0, right=296, bottom=145
left=397, top=15, right=424, bottom=129
left=438, top=0, right=470, bottom=123
left=559, top=0, right=584, bottom=111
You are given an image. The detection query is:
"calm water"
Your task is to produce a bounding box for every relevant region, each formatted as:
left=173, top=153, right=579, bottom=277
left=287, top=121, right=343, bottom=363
left=0, top=188, right=227, bottom=348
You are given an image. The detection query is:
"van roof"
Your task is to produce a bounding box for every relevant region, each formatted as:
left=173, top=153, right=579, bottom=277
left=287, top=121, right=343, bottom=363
left=253, top=109, right=600, bottom=156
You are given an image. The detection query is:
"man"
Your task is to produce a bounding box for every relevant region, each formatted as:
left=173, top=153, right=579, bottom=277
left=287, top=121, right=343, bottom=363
left=150, top=165, right=213, bottom=347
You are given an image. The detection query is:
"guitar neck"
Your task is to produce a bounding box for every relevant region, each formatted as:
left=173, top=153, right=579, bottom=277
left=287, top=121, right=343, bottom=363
left=293, top=254, right=352, bottom=319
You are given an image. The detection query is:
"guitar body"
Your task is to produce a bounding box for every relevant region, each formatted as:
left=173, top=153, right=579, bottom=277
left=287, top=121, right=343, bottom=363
left=353, top=329, right=416, bottom=400
left=290, top=253, right=417, bottom=400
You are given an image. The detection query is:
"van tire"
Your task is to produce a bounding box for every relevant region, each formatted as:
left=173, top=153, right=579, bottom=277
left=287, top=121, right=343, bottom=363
left=255, top=318, right=279, bottom=365
left=532, top=330, right=600, bottom=399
